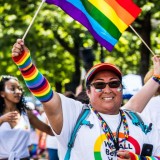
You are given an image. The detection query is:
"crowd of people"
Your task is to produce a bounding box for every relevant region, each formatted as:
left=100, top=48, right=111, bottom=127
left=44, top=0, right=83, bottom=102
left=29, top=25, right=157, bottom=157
left=0, top=74, right=88, bottom=160
left=0, top=75, right=53, bottom=159
left=27, top=102, right=59, bottom=160
left=5, top=38, right=160, bottom=160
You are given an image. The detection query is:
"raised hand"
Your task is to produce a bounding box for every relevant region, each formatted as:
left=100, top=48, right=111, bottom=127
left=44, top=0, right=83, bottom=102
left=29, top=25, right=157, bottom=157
left=152, top=55, right=160, bottom=76
left=0, top=111, right=19, bottom=124
left=12, top=39, right=29, bottom=57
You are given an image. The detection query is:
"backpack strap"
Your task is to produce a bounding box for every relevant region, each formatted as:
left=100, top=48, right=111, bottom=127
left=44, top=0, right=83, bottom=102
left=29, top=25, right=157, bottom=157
left=123, top=109, right=152, bottom=134
left=64, top=104, right=93, bottom=160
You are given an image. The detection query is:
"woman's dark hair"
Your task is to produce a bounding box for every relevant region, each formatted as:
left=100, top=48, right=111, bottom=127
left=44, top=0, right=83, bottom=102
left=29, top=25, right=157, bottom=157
left=0, top=75, right=27, bottom=114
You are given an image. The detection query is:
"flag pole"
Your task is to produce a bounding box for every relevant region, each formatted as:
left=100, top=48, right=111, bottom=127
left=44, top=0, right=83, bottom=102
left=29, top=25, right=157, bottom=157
left=129, top=25, right=155, bottom=56
left=22, top=0, right=46, bottom=40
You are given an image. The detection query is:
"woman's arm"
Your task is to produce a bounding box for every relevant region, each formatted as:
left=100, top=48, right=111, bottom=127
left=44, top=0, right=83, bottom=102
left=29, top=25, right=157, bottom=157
left=124, top=56, right=160, bottom=112
left=27, top=110, right=54, bottom=136
left=12, top=39, right=63, bottom=134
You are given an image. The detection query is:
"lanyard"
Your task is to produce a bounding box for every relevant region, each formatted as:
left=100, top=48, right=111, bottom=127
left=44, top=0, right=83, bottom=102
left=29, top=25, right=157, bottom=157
left=90, top=106, right=129, bottom=152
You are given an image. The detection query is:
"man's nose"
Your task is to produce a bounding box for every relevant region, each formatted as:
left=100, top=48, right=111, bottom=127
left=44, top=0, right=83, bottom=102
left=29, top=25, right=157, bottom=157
left=103, top=84, right=112, bottom=93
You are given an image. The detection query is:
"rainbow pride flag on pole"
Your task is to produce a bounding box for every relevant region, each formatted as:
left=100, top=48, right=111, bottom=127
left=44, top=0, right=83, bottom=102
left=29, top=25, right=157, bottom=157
left=45, top=0, right=141, bottom=52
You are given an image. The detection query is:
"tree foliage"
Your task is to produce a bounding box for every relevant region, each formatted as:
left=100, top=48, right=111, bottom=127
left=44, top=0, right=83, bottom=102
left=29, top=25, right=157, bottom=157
left=0, top=0, right=160, bottom=94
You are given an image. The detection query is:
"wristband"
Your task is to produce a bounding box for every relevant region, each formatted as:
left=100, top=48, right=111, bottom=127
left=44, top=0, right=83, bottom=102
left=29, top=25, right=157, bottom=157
left=129, top=152, right=140, bottom=160
left=129, top=152, right=160, bottom=160
left=12, top=51, right=53, bottom=102
left=152, top=76, right=160, bottom=84
left=12, top=50, right=32, bottom=71
left=153, top=74, right=160, bottom=79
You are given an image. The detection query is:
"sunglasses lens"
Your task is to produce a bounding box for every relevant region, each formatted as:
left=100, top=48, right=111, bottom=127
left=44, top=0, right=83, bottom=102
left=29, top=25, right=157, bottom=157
left=91, top=81, right=121, bottom=89
left=94, top=82, right=106, bottom=89
left=108, top=81, right=121, bottom=88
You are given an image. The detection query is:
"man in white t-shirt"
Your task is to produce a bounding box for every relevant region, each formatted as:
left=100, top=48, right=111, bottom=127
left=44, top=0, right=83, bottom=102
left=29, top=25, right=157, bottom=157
left=12, top=39, right=160, bottom=160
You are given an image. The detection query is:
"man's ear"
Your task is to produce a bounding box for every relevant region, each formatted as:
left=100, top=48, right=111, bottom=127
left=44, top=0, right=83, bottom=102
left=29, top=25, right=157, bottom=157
left=86, top=89, right=90, bottom=96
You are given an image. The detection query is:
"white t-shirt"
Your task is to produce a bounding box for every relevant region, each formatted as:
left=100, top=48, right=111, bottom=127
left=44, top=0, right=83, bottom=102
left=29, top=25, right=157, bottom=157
left=141, top=96, right=160, bottom=134
left=52, top=94, right=160, bottom=160
left=0, top=112, right=31, bottom=160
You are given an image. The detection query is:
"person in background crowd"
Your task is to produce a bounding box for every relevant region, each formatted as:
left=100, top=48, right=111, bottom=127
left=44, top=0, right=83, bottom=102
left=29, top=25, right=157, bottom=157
left=0, top=75, right=54, bottom=160
left=63, top=91, right=76, bottom=99
left=27, top=101, right=45, bottom=159
left=76, top=91, right=89, bottom=104
left=27, top=102, right=39, bottom=159
left=140, top=68, right=160, bottom=134
left=12, top=39, right=160, bottom=160
left=41, top=111, right=59, bottom=160
left=75, top=84, right=89, bottom=104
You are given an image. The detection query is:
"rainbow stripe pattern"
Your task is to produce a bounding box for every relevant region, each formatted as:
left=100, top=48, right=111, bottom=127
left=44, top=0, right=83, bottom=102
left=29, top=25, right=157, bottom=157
left=85, top=62, right=122, bottom=86
left=129, top=152, right=160, bottom=160
left=12, top=51, right=53, bottom=102
left=45, top=0, right=141, bottom=51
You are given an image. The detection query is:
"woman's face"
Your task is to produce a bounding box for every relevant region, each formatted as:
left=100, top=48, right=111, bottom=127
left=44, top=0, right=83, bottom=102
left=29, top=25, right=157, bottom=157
left=86, top=70, right=123, bottom=114
left=0, top=79, right=23, bottom=104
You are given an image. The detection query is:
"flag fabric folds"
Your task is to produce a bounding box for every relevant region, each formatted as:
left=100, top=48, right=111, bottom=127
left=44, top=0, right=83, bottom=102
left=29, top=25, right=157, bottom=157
left=45, top=0, right=141, bottom=52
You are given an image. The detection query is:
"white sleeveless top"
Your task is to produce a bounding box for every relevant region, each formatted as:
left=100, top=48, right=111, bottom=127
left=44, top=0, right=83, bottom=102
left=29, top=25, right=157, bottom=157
left=0, top=111, right=31, bottom=160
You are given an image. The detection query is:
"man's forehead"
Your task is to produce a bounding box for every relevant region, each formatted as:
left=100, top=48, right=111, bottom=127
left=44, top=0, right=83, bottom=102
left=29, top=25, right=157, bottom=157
left=92, top=70, right=120, bottom=80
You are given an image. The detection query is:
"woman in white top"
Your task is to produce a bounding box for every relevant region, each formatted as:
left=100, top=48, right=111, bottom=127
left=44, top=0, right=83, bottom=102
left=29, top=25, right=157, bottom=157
left=0, top=75, right=54, bottom=160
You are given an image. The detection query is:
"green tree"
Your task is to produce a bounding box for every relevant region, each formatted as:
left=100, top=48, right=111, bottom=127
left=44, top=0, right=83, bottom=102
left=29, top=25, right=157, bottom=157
left=1, top=0, right=160, bottom=94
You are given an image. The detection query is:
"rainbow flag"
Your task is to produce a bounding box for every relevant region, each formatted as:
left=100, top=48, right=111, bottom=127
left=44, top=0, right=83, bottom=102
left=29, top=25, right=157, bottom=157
left=45, top=0, right=141, bottom=52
